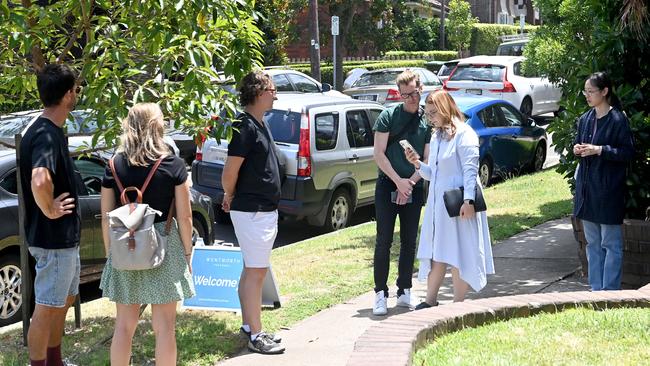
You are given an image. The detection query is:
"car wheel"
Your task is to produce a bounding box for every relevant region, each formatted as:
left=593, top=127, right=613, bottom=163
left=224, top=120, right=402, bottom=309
left=0, top=254, right=23, bottom=327
left=324, top=189, right=351, bottom=232
left=192, top=215, right=208, bottom=244
left=520, top=97, right=533, bottom=118
left=479, top=158, right=492, bottom=187
left=214, top=205, right=231, bottom=225
left=531, top=143, right=546, bottom=172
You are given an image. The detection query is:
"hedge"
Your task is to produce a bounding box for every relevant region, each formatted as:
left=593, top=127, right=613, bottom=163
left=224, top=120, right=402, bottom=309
left=383, top=50, right=458, bottom=61
left=469, top=24, right=538, bottom=56
left=289, top=60, right=428, bottom=86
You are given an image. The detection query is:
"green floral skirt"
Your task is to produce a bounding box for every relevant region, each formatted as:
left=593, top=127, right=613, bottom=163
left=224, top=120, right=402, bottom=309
left=100, top=221, right=195, bottom=304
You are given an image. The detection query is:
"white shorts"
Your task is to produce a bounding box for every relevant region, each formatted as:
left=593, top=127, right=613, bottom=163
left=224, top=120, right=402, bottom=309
left=230, top=210, right=278, bottom=268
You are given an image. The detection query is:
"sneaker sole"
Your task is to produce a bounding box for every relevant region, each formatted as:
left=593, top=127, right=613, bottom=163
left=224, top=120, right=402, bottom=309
left=247, top=344, right=285, bottom=355
left=395, top=301, right=414, bottom=308
left=372, top=309, right=388, bottom=316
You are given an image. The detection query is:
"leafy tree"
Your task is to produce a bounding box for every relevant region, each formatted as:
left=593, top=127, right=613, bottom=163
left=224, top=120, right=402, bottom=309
left=255, top=0, right=299, bottom=65
left=392, top=8, right=440, bottom=51
left=446, top=0, right=477, bottom=55
left=0, top=0, right=264, bottom=145
left=523, top=0, right=650, bottom=218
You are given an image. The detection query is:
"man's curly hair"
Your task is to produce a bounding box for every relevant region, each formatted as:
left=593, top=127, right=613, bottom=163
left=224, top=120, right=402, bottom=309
left=238, top=70, right=273, bottom=106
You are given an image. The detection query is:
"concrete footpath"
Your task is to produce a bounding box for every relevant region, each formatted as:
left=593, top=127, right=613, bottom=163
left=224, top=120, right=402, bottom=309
left=217, top=217, right=589, bottom=366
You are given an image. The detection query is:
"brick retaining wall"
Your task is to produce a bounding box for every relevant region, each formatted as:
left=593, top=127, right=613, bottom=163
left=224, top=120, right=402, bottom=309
left=347, top=284, right=650, bottom=366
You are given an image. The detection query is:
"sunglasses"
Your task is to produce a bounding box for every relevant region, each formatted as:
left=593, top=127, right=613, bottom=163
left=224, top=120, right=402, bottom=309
left=74, top=86, right=82, bottom=94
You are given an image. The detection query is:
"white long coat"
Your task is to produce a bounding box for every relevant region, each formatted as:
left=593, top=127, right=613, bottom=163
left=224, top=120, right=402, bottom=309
left=416, top=121, right=495, bottom=291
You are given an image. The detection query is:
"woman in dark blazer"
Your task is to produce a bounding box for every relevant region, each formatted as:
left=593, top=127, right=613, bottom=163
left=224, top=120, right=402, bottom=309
left=573, top=72, right=634, bottom=291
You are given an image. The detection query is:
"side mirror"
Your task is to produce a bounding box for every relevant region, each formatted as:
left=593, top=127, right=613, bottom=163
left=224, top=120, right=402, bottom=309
left=527, top=117, right=536, bottom=127
left=321, top=83, right=332, bottom=92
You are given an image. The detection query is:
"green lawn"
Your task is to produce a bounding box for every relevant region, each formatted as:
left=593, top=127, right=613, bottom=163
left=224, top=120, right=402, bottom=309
left=0, top=169, right=573, bottom=365
left=413, top=307, right=650, bottom=366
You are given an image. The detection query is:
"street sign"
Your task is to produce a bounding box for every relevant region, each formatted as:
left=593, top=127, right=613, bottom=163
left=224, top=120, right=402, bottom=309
left=331, top=16, right=339, bottom=36
left=182, top=245, right=281, bottom=312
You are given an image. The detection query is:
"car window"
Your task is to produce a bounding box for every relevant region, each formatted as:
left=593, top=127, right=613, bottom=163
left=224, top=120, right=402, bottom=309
left=368, top=109, right=382, bottom=128
left=352, top=71, right=400, bottom=87
left=73, top=158, right=105, bottom=195
left=287, top=74, right=320, bottom=93
left=478, top=105, right=506, bottom=128
left=265, top=109, right=301, bottom=144
left=0, top=115, right=33, bottom=138
left=418, top=69, right=441, bottom=86
left=66, top=111, right=98, bottom=134
left=0, top=170, right=17, bottom=194
left=314, top=113, right=339, bottom=150
left=498, top=104, right=524, bottom=127
left=272, top=74, right=294, bottom=92
left=450, top=64, right=505, bottom=82
left=346, top=110, right=373, bottom=148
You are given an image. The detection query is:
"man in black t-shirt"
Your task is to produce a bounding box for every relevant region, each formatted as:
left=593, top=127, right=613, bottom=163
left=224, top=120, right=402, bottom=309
left=18, top=64, right=81, bottom=366
left=222, top=70, right=284, bottom=355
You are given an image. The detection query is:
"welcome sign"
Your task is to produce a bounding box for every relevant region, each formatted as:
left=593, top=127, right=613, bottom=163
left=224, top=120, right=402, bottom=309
left=182, top=245, right=281, bottom=312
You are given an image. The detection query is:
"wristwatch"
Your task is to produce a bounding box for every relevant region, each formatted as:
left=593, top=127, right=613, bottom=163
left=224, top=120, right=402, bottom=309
left=464, top=199, right=474, bottom=205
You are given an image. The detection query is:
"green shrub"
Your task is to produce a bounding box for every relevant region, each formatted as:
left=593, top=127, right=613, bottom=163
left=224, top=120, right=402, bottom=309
left=383, top=51, right=458, bottom=61
left=470, top=24, right=538, bottom=55
left=289, top=60, right=428, bottom=85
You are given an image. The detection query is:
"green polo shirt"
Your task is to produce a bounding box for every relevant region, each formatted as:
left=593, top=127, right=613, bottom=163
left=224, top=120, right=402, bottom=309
left=373, top=104, right=431, bottom=184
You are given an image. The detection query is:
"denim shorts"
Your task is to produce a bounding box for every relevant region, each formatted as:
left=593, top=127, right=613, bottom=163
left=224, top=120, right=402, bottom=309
left=28, top=246, right=80, bottom=307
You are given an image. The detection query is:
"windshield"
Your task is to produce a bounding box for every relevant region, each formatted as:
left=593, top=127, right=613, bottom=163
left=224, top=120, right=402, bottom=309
left=352, top=71, right=401, bottom=88
left=264, top=109, right=301, bottom=144
left=449, top=64, right=505, bottom=82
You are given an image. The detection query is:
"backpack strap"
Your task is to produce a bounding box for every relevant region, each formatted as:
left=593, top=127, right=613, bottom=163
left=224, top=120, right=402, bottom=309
left=109, top=155, right=165, bottom=205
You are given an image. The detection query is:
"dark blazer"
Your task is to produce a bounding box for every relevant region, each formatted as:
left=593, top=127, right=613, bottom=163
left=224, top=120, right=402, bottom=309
left=573, top=108, right=634, bottom=225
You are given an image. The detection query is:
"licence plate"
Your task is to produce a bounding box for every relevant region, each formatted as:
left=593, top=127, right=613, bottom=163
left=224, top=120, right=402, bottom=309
left=466, top=89, right=482, bottom=95
left=354, top=95, right=377, bottom=101
left=209, top=148, right=228, bottom=164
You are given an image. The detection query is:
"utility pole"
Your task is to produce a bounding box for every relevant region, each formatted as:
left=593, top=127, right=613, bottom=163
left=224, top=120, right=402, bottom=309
left=439, top=0, right=446, bottom=50
left=309, top=0, right=321, bottom=82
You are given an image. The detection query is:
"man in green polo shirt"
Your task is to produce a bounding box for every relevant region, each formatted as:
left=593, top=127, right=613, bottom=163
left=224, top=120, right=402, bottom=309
left=372, top=70, right=431, bottom=315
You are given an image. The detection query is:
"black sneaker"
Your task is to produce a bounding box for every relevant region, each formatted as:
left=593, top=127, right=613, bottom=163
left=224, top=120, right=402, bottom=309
left=240, top=326, right=282, bottom=343
left=247, top=333, right=286, bottom=354
left=414, top=301, right=439, bottom=310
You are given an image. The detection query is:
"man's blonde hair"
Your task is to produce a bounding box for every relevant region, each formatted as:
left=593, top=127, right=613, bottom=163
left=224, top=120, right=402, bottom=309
left=117, top=103, right=169, bottom=166
left=395, top=69, right=421, bottom=89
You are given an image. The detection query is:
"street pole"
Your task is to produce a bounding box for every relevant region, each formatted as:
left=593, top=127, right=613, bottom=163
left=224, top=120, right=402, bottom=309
left=439, top=0, right=446, bottom=50
left=332, top=15, right=339, bottom=90
left=309, top=0, right=321, bottom=82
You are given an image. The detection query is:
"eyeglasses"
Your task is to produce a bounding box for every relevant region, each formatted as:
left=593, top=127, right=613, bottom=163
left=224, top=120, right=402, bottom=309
left=581, top=89, right=600, bottom=96
left=400, top=90, right=420, bottom=99
left=265, top=88, right=277, bottom=94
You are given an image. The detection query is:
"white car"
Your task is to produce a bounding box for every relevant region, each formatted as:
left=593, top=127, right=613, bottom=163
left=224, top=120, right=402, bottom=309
left=444, top=56, right=562, bottom=117
left=264, top=68, right=350, bottom=99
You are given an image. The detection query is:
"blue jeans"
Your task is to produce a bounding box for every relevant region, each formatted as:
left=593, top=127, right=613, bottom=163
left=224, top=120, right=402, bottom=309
left=373, top=175, right=424, bottom=296
left=582, top=220, right=623, bottom=291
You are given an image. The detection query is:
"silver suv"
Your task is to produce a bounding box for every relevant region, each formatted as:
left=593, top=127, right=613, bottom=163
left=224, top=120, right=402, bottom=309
left=191, top=94, right=384, bottom=231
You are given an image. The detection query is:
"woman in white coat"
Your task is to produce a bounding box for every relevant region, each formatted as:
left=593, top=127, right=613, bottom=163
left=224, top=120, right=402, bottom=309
left=405, top=90, right=494, bottom=309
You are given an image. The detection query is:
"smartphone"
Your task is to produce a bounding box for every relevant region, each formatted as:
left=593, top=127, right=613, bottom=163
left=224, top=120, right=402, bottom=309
left=399, top=139, right=414, bottom=151
left=391, top=190, right=413, bottom=204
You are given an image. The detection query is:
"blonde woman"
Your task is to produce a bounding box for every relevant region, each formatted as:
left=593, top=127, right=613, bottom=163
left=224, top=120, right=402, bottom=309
left=99, top=103, right=195, bottom=365
left=404, top=90, right=494, bottom=308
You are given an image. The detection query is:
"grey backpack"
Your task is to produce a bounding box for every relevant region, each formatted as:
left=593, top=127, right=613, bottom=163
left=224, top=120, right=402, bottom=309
left=108, top=156, right=174, bottom=271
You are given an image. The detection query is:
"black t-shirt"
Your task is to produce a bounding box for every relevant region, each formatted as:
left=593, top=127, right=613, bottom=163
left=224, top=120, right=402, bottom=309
left=102, top=153, right=187, bottom=222
left=19, top=116, right=81, bottom=249
left=228, top=112, right=281, bottom=212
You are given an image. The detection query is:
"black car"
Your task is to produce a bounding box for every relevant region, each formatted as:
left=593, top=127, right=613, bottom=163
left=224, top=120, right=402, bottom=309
left=0, top=146, right=214, bottom=326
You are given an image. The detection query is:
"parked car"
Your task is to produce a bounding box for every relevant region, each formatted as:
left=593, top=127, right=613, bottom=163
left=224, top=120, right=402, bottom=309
left=496, top=39, right=529, bottom=56
left=444, top=56, right=562, bottom=118
left=436, top=60, right=460, bottom=82
left=265, top=68, right=349, bottom=99
left=192, top=94, right=384, bottom=231
left=343, top=67, right=443, bottom=104
left=0, top=144, right=215, bottom=327
left=395, top=93, right=546, bottom=186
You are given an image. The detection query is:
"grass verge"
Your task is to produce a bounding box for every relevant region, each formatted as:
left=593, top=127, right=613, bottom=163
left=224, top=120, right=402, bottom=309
left=412, top=307, right=650, bottom=366
left=0, top=168, right=572, bottom=365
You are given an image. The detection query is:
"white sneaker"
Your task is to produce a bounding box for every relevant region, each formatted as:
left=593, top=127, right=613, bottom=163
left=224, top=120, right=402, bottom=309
left=373, top=291, right=388, bottom=315
left=396, top=289, right=416, bottom=308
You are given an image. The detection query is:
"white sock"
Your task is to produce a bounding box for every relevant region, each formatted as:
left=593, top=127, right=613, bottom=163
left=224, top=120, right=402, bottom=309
left=251, top=332, right=262, bottom=341
left=242, top=324, right=251, bottom=333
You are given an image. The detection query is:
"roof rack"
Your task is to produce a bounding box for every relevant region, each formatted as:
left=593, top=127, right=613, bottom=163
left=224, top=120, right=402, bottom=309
left=500, top=33, right=530, bottom=42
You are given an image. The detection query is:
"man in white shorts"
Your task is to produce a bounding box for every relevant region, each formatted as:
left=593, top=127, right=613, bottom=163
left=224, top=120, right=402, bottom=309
left=221, top=70, right=285, bottom=355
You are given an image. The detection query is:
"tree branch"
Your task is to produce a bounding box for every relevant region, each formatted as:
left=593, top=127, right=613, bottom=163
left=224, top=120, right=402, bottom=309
left=21, top=0, right=45, bottom=71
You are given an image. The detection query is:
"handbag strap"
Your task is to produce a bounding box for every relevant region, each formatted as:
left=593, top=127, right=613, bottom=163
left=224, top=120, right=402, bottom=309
left=109, top=155, right=165, bottom=205
left=386, top=106, right=424, bottom=148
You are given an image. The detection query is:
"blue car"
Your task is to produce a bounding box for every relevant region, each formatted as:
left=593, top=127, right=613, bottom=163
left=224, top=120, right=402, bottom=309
left=406, top=93, right=547, bottom=186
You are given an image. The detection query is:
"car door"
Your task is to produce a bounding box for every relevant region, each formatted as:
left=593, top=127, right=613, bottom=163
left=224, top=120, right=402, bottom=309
left=72, top=157, right=106, bottom=265
left=310, top=109, right=348, bottom=193
left=344, top=108, right=376, bottom=202
left=495, top=103, right=536, bottom=169
left=513, top=61, right=545, bottom=115
left=477, top=104, right=521, bottom=173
